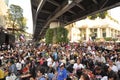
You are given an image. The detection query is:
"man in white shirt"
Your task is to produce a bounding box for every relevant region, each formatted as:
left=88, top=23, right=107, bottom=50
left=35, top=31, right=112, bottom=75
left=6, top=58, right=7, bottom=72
left=47, top=56, right=52, bottom=67
left=73, top=58, right=84, bottom=73
left=16, top=60, right=22, bottom=72
left=115, top=58, right=120, bottom=70
left=95, top=53, right=106, bottom=63
left=107, top=60, right=118, bottom=73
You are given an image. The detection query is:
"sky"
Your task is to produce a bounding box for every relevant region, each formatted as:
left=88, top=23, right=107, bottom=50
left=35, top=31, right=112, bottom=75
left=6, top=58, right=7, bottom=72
left=9, top=0, right=33, bottom=34
left=8, top=0, right=120, bottom=34
left=109, top=7, right=120, bottom=23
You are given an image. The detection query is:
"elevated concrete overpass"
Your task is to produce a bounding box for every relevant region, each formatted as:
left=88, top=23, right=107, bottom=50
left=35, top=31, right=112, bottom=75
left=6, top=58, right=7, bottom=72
left=31, top=0, right=120, bottom=40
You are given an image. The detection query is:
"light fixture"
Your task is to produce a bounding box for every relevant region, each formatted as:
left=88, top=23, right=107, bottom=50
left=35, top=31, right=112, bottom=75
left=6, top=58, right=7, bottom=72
left=68, top=0, right=73, bottom=4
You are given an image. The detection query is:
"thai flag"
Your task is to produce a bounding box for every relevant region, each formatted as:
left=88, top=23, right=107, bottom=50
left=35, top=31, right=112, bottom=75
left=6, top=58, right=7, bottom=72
left=20, top=35, right=25, bottom=42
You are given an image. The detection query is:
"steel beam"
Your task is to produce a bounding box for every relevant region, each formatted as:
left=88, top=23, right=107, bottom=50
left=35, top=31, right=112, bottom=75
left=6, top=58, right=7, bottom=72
left=68, top=10, right=77, bottom=15
left=39, top=0, right=83, bottom=35
left=47, top=0, right=60, bottom=7
left=76, top=4, right=85, bottom=10
left=66, top=2, right=120, bottom=26
left=100, top=0, right=109, bottom=9
left=92, top=0, right=98, bottom=4
left=37, top=19, right=46, bottom=22
left=33, top=0, right=46, bottom=34
left=41, top=10, right=52, bottom=14
left=37, top=0, right=46, bottom=13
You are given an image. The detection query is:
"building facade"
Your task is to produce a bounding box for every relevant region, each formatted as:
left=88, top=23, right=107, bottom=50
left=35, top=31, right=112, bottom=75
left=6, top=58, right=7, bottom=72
left=66, top=17, right=120, bottom=42
left=0, top=0, right=8, bottom=28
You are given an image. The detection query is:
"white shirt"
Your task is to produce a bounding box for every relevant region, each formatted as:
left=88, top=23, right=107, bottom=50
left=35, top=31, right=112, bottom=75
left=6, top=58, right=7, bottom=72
left=107, top=64, right=118, bottom=72
left=110, top=65, right=118, bottom=72
left=47, top=57, right=52, bottom=67
left=115, top=61, right=120, bottom=70
left=101, top=76, right=108, bottom=80
left=21, top=60, right=25, bottom=65
left=95, top=56, right=106, bottom=63
left=16, top=62, right=22, bottom=70
left=73, top=63, right=84, bottom=70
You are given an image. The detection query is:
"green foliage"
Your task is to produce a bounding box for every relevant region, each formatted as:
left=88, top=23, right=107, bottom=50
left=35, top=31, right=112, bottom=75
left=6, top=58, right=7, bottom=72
left=45, top=27, right=69, bottom=44
left=19, top=17, right=27, bottom=31
left=88, top=11, right=108, bottom=20
left=56, top=27, right=69, bottom=43
left=104, top=37, right=112, bottom=41
left=45, top=28, right=54, bottom=44
left=112, top=38, right=118, bottom=42
left=88, top=15, right=97, bottom=20
left=95, top=38, right=101, bottom=41
left=10, top=4, right=23, bottom=21
left=6, top=4, right=27, bottom=34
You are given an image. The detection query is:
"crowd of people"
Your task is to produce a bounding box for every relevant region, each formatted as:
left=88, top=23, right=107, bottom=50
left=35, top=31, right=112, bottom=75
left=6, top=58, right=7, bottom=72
left=0, top=41, right=120, bottom=80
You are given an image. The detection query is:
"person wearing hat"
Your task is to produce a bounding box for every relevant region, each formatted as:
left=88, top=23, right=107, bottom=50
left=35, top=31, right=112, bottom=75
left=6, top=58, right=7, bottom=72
left=57, top=63, right=67, bottom=80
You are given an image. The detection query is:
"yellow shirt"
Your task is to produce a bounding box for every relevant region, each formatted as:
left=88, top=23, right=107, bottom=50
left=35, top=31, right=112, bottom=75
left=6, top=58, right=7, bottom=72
left=0, top=69, right=4, bottom=79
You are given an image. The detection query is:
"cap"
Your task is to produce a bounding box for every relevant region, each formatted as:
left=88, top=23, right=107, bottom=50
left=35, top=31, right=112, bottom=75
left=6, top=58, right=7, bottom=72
left=60, top=63, right=64, bottom=67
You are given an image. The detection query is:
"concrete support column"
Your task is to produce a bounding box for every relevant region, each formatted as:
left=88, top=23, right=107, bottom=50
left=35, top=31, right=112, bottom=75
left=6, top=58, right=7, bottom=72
left=106, top=28, right=110, bottom=37
left=97, top=28, right=101, bottom=38
left=86, top=28, right=90, bottom=41
left=49, top=21, right=64, bottom=43
left=113, top=30, right=115, bottom=38
left=50, top=21, right=64, bottom=28
left=101, top=29, right=103, bottom=38
left=117, top=31, right=119, bottom=35
left=100, top=28, right=102, bottom=38
left=109, top=28, right=111, bottom=37
left=115, top=30, right=117, bottom=38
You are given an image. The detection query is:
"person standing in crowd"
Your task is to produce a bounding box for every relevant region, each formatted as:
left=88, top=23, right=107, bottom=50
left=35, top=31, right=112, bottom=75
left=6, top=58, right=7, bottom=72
left=73, top=57, right=84, bottom=74
left=36, top=68, right=46, bottom=80
left=107, top=60, right=118, bottom=73
left=8, top=60, right=17, bottom=76
left=115, top=58, right=120, bottom=78
left=79, top=73, right=90, bottom=80
left=95, top=52, right=106, bottom=64
left=57, top=63, right=67, bottom=80
left=16, top=59, right=22, bottom=75
left=107, top=66, right=119, bottom=80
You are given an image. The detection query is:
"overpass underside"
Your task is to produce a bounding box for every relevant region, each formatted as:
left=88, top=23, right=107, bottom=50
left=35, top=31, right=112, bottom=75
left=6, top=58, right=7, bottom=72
left=31, top=0, right=120, bottom=41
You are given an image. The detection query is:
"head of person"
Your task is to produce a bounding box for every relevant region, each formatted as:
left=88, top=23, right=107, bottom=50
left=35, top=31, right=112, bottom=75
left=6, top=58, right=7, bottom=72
left=77, top=57, right=81, bottom=64
left=8, top=60, right=14, bottom=66
left=37, top=68, right=45, bottom=77
left=108, top=60, right=113, bottom=66
left=60, top=63, right=65, bottom=69
left=98, top=53, right=102, bottom=57
left=108, top=71, right=117, bottom=80
left=79, top=73, right=90, bottom=80
left=95, top=66, right=102, bottom=74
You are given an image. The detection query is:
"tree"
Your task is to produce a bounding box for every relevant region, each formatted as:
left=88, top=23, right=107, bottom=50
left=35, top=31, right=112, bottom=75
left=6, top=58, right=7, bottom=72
left=45, top=28, right=54, bottom=44
left=45, top=27, right=69, bottom=44
left=88, top=11, right=119, bottom=23
left=6, top=4, right=27, bottom=34
left=5, top=4, right=27, bottom=40
left=10, top=4, right=23, bottom=34
left=56, top=27, right=69, bottom=43
left=88, top=11, right=108, bottom=19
